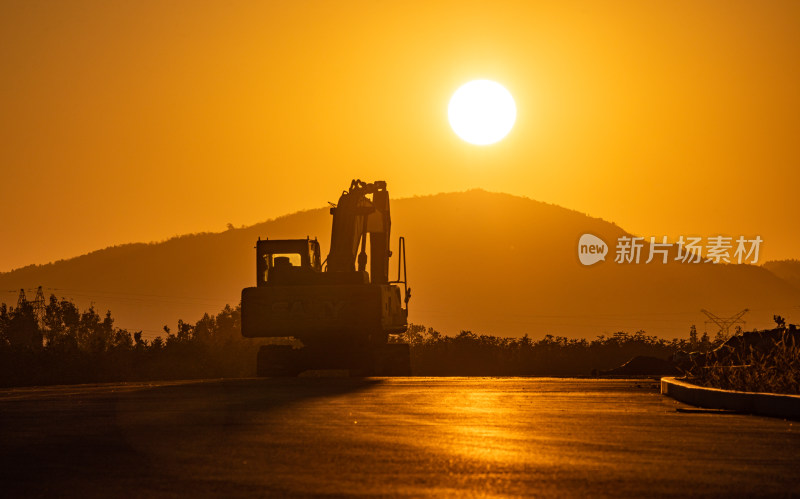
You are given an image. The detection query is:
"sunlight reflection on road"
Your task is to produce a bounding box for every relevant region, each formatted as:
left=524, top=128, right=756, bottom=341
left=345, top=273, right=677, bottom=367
left=21, top=376, right=794, bottom=497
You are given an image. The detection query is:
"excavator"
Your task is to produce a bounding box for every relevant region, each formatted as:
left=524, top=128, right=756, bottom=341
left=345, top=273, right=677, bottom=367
left=241, top=180, right=411, bottom=376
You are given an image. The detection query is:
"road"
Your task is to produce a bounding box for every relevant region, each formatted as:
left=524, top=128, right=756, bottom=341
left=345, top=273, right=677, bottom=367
left=1, top=377, right=798, bottom=497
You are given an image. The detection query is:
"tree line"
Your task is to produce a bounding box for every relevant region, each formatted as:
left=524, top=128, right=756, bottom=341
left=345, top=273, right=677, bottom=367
left=0, top=295, right=255, bottom=387
left=1, top=295, right=728, bottom=386
left=395, top=324, right=717, bottom=376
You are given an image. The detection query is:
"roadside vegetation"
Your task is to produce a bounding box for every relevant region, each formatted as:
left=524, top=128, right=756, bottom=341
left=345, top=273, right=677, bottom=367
left=685, top=318, right=800, bottom=395
left=1, top=294, right=789, bottom=388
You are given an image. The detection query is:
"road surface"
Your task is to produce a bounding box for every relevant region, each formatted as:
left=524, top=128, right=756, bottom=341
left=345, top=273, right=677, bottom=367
left=1, top=377, right=798, bottom=497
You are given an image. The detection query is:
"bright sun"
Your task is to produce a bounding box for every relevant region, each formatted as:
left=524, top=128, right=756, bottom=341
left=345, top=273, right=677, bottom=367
left=448, top=80, right=516, bottom=145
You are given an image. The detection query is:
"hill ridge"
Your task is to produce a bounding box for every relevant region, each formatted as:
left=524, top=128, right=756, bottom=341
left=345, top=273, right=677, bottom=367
left=1, top=190, right=797, bottom=340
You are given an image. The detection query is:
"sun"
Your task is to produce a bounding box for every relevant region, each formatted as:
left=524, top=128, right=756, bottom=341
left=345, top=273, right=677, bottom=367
left=448, top=80, right=516, bottom=145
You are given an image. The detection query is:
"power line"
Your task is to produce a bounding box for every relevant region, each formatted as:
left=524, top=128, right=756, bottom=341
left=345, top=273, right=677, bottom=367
left=3, top=287, right=235, bottom=308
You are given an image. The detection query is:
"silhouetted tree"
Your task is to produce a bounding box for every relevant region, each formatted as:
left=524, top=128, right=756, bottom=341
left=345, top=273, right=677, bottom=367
left=700, top=331, right=712, bottom=352
left=3, top=301, right=41, bottom=349
left=689, top=325, right=698, bottom=351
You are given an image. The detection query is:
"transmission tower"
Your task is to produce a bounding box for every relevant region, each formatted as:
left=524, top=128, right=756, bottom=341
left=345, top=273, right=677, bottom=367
left=31, top=286, right=46, bottom=327
left=701, top=308, right=749, bottom=338
left=16, top=286, right=46, bottom=328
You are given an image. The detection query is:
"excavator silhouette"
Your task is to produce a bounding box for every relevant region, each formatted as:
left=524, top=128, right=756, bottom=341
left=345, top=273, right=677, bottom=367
left=241, top=180, right=411, bottom=376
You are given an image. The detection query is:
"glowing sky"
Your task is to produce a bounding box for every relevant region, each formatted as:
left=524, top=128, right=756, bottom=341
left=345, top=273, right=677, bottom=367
left=2, top=1, right=799, bottom=271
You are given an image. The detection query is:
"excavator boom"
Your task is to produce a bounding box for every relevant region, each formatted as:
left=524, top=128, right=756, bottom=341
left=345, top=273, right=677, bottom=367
left=326, top=179, right=391, bottom=284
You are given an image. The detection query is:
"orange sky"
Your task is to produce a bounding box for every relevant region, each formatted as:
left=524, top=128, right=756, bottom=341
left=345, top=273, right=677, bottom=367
left=2, top=0, right=799, bottom=272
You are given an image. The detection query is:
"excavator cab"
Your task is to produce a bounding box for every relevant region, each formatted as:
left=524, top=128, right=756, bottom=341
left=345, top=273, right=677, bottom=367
left=255, top=238, right=322, bottom=286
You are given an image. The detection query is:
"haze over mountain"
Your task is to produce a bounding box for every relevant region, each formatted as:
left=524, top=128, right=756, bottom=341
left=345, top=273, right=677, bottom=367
left=1, top=190, right=797, bottom=340
left=762, top=260, right=800, bottom=293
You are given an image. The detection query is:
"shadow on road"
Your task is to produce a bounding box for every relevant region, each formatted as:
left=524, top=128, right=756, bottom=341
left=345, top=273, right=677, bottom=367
left=0, top=377, right=383, bottom=496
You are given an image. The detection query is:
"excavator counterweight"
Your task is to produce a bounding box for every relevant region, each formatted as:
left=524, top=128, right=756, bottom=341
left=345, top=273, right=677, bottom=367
left=241, top=180, right=410, bottom=376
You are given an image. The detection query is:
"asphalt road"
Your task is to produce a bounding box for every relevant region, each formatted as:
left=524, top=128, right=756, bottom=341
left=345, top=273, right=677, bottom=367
left=1, top=377, right=798, bottom=497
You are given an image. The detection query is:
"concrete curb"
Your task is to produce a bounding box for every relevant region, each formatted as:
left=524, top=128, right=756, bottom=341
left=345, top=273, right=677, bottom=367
left=661, top=377, right=800, bottom=419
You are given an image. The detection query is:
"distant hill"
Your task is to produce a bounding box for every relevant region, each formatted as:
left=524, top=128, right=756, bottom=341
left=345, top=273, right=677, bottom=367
left=762, top=260, right=800, bottom=291
left=1, top=190, right=797, bottom=340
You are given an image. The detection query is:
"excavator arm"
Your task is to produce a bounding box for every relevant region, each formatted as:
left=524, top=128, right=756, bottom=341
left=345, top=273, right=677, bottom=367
left=326, top=179, right=391, bottom=284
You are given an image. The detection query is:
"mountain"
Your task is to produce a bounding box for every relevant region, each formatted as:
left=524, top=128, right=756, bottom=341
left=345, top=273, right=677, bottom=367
left=762, top=260, right=800, bottom=292
left=1, top=190, right=797, bottom=340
